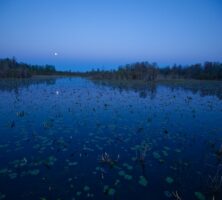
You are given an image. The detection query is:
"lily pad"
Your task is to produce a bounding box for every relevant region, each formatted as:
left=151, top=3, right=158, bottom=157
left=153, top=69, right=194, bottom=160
left=9, top=172, right=17, bottom=179
left=118, top=170, right=125, bottom=176
left=138, top=176, right=148, bottom=187
left=104, top=186, right=116, bottom=196
left=83, top=185, right=90, bottom=191
left=153, top=152, right=161, bottom=159
left=0, top=168, right=8, bottom=175
left=124, top=174, right=133, bottom=180
left=194, top=192, right=205, bottom=200
left=108, top=188, right=116, bottom=196
left=165, top=177, right=174, bottom=184
left=76, top=191, right=82, bottom=196
left=28, top=169, right=40, bottom=176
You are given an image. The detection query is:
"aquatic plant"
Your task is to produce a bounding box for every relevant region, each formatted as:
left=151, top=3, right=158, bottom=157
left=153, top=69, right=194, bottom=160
left=138, top=176, right=148, bottom=187
left=207, top=165, right=222, bottom=194
left=172, top=191, right=182, bottom=200
left=194, top=192, right=206, bottom=200
left=135, top=142, right=151, bottom=177
left=103, top=185, right=116, bottom=196
left=136, top=143, right=151, bottom=163
left=83, top=185, right=90, bottom=192
left=99, top=152, right=120, bottom=167
left=165, top=176, right=174, bottom=184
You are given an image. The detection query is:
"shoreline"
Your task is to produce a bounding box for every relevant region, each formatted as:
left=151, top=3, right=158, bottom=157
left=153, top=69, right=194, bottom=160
left=1, top=75, right=222, bottom=83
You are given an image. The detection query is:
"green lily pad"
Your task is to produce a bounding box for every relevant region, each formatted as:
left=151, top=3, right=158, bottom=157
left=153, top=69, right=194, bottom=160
left=124, top=174, right=133, bottom=180
left=9, top=172, right=17, bottom=179
left=194, top=192, right=205, bottom=200
left=108, top=188, right=116, bottom=196
left=153, top=152, right=161, bottom=159
left=84, top=185, right=90, bottom=191
left=104, top=185, right=116, bottom=196
left=76, top=191, right=82, bottom=196
left=138, top=176, right=148, bottom=187
left=118, top=170, right=125, bottom=176
left=165, top=177, right=174, bottom=184
left=28, top=169, right=40, bottom=176
left=0, top=168, right=8, bottom=175
left=123, top=163, right=133, bottom=170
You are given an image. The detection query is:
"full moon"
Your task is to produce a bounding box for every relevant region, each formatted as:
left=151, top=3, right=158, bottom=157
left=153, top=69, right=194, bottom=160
left=54, top=52, right=58, bottom=56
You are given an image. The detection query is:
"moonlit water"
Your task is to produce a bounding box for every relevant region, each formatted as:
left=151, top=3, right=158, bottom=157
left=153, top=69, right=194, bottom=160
left=0, top=77, right=222, bottom=200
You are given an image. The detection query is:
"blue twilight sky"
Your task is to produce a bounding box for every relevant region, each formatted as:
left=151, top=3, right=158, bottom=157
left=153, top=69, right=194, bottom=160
left=0, top=0, right=222, bottom=71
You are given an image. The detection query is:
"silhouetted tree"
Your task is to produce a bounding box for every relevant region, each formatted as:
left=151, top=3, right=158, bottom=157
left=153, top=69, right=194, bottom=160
left=0, top=58, right=58, bottom=78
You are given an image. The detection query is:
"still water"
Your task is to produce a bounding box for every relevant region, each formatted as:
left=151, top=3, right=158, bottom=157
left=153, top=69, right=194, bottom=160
left=0, top=77, right=222, bottom=200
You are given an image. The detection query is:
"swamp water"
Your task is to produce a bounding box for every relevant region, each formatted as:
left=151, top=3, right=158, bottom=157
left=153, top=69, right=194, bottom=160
left=0, top=77, right=222, bottom=200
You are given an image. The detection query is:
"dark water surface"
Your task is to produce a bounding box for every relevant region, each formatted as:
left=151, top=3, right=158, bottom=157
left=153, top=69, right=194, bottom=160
left=0, top=77, right=222, bottom=200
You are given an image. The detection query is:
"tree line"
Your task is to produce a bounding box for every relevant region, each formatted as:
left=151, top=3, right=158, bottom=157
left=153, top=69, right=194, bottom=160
left=0, top=57, right=79, bottom=78
left=1, top=57, right=222, bottom=80
left=84, top=61, right=222, bottom=81
left=0, top=57, right=57, bottom=78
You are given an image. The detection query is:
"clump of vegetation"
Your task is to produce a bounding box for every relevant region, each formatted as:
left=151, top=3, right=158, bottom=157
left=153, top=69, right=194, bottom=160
left=99, top=152, right=120, bottom=168
left=85, top=62, right=158, bottom=81
left=83, top=61, right=222, bottom=81
left=172, top=191, right=182, bottom=200
left=159, top=62, right=222, bottom=80
left=0, top=57, right=78, bottom=78
left=0, top=57, right=56, bottom=78
left=207, top=165, right=222, bottom=197
left=2, top=57, right=222, bottom=80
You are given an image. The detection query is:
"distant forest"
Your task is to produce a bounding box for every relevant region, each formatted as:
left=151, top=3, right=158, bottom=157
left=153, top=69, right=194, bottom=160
left=0, top=57, right=74, bottom=78
left=85, top=61, right=222, bottom=81
left=1, top=58, right=222, bottom=80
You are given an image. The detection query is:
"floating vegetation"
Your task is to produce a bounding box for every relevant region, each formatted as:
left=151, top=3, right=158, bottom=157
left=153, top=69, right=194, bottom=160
left=11, top=157, right=28, bottom=168
left=207, top=165, right=222, bottom=193
left=76, top=191, right=82, bottom=196
left=152, top=152, right=161, bottom=159
left=67, top=161, right=78, bottom=166
left=0, top=78, right=222, bottom=199
left=162, top=150, right=168, bottom=156
left=172, top=191, right=182, bottom=200
left=103, top=185, right=116, bottom=196
left=152, top=151, right=165, bottom=163
left=138, top=176, right=148, bottom=187
left=194, top=192, right=205, bottom=200
left=9, top=172, right=17, bottom=179
left=118, top=170, right=133, bottom=180
left=28, top=169, right=40, bottom=176
left=123, top=163, right=133, bottom=170
left=83, top=185, right=90, bottom=192
left=118, top=170, right=125, bottom=176
left=43, top=156, right=57, bottom=169
left=99, top=152, right=120, bottom=168
left=124, top=174, right=133, bottom=180
left=175, top=149, right=181, bottom=153
left=0, top=144, right=8, bottom=149
left=0, top=168, right=8, bottom=175
left=43, top=119, right=54, bottom=129
left=165, top=177, right=174, bottom=184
